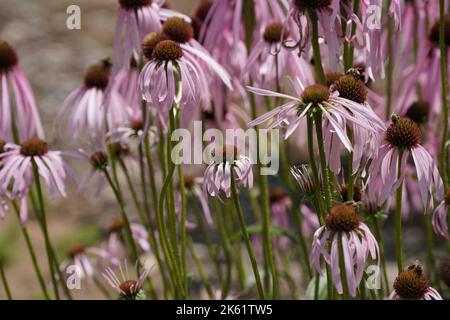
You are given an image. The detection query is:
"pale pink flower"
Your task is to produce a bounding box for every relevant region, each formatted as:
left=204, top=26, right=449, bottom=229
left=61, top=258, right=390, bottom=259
left=286, top=0, right=342, bottom=69
left=432, top=190, right=450, bottom=240
left=58, top=59, right=130, bottom=139
left=203, top=145, right=253, bottom=199
left=139, top=38, right=230, bottom=128
left=0, top=40, right=44, bottom=142
left=0, top=138, right=76, bottom=224
left=159, top=17, right=232, bottom=113
left=247, top=80, right=384, bottom=174
left=59, top=244, right=108, bottom=280
left=389, top=263, right=443, bottom=300
left=103, top=219, right=152, bottom=266
left=113, top=0, right=185, bottom=72
left=311, top=204, right=379, bottom=297
left=243, top=21, right=314, bottom=89
left=368, top=116, right=444, bottom=210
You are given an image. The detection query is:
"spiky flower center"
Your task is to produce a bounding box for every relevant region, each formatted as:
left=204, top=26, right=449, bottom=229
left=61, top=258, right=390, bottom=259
left=0, top=40, right=18, bottom=72
left=20, top=138, right=49, bottom=157
left=294, top=0, right=331, bottom=11
left=212, top=144, right=239, bottom=163
left=119, top=280, right=138, bottom=297
left=119, top=0, right=152, bottom=10
left=301, top=84, right=330, bottom=105
left=67, top=244, right=86, bottom=259
left=152, top=40, right=183, bottom=62
left=325, top=204, right=361, bottom=232
left=340, top=184, right=363, bottom=202
left=429, top=15, right=450, bottom=47
left=263, top=23, right=288, bottom=43
left=90, top=151, right=108, bottom=170
left=183, top=175, right=196, bottom=189
left=393, top=265, right=429, bottom=299
left=108, top=218, right=124, bottom=234
left=163, top=17, right=194, bottom=44
left=142, top=32, right=169, bottom=60
left=385, top=117, right=422, bottom=148
left=405, top=100, right=430, bottom=125
left=438, top=256, right=450, bottom=287
left=0, top=139, right=6, bottom=154
left=84, top=59, right=111, bottom=90
left=332, top=75, right=367, bottom=104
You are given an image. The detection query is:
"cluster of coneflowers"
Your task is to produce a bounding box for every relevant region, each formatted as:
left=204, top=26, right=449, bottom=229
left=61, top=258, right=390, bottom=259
left=0, top=0, right=450, bottom=301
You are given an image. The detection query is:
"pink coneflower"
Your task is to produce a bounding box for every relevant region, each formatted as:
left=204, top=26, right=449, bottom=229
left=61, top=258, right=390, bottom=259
left=0, top=40, right=44, bottom=142
left=104, top=219, right=151, bottom=264
left=59, top=244, right=106, bottom=280
left=58, top=59, right=130, bottom=138
left=287, top=0, right=342, bottom=68
left=102, top=260, right=150, bottom=300
left=368, top=115, right=444, bottom=210
left=247, top=80, right=384, bottom=161
left=243, top=22, right=314, bottom=88
left=114, top=0, right=184, bottom=72
left=203, top=144, right=253, bottom=199
left=311, top=204, right=379, bottom=297
left=0, top=138, right=75, bottom=224
left=432, top=189, right=450, bottom=239
left=348, top=0, right=402, bottom=80
left=139, top=38, right=207, bottom=127
left=160, top=17, right=232, bottom=111
left=200, top=0, right=288, bottom=53
left=389, top=262, right=442, bottom=300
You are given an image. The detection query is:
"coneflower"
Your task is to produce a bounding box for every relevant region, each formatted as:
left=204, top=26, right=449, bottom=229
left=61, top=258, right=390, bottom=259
left=389, top=262, right=442, bottom=300
left=0, top=40, right=44, bottom=142
left=310, top=204, right=379, bottom=297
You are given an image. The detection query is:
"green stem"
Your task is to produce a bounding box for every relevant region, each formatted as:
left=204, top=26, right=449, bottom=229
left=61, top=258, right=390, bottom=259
left=103, top=170, right=139, bottom=262
left=309, top=10, right=326, bottom=85
left=314, top=113, right=332, bottom=211
left=175, top=112, right=188, bottom=294
left=212, top=198, right=232, bottom=297
left=372, top=217, right=390, bottom=296
left=439, top=0, right=449, bottom=187
left=118, top=159, right=148, bottom=226
left=394, top=152, right=404, bottom=273
left=12, top=201, right=50, bottom=299
left=230, top=170, right=265, bottom=299
left=32, top=162, right=60, bottom=300
left=138, top=144, right=170, bottom=296
left=307, top=116, right=324, bottom=223
left=0, top=262, right=12, bottom=300
left=157, top=164, right=185, bottom=298
left=188, top=238, right=214, bottom=298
